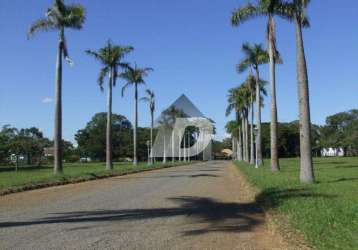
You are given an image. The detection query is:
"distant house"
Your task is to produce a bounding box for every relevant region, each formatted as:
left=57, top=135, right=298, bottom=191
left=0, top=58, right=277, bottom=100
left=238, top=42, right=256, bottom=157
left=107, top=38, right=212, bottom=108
left=43, top=147, right=54, bottom=157
left=321, top=147, right=344, bottom=157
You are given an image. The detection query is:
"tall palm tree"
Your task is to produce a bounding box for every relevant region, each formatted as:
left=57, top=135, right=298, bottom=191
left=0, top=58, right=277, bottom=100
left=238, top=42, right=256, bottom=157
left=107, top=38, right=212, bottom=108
left=140, top=89, right=155, bottom=164
left=226, top=87, right=243, bottom=161
left=237, top=43, right=269, bottom=166
left=246, top=74, right=268, bottom=165
left=282, top=0, right=314, bottom=183
left=237, top=84, right=250, bottom=162
left=86, top=41, right=133, bottom=170
left=28, top=0, right=85, bottom=175
left=121, top=64, right=153, bottom=166
left=225, top=120, right=239, bottom=160
left=232, top=0, right=288, bottom=171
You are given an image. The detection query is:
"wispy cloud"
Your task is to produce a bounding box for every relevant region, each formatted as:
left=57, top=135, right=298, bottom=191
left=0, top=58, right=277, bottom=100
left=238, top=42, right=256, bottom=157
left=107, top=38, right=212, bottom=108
left=42, top=97, right=53, bottom=103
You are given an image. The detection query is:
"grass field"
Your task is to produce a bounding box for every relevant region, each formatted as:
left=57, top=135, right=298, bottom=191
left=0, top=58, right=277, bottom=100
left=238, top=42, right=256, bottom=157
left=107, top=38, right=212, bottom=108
left=0, top=161, right=189, bottom=194
left=235, top=157, right=358, bottom=250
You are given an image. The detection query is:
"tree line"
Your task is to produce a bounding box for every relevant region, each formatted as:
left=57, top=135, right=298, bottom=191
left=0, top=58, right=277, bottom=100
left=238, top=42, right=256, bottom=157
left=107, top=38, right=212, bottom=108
left=227, top=0, right=350, bottom=183
left=0, top=112, right=152, bottom=167
left=27, top=0, right=156, bottom=174
left=226, top=109, right=358, bottom=166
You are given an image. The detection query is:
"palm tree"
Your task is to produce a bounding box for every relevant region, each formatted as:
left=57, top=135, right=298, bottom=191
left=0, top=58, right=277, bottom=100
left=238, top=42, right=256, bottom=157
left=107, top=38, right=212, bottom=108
left=232, top=0, right=288, bottom=171
left=121, top=64, right=153, bottom=166
left=28, top=0, right=85, bottom=175
left=237, top=84, right=250, bottom=162
left=246, top=74, right=268, bottom=165
left=282, top=0, right=314, bottom=183
left=237, top=43, right=269, bottom=166
left=225, top=120, right=239, bottom=160
left=140, top=89, right=155, bottom=164
left=226, top=87, right=243, bottom=161
left=86, top=41, right=133, bottom=170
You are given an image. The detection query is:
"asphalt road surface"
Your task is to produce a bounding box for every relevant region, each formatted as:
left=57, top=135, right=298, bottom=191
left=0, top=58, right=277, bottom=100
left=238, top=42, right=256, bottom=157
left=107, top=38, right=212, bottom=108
left=0, top=161, right=286, bottom=250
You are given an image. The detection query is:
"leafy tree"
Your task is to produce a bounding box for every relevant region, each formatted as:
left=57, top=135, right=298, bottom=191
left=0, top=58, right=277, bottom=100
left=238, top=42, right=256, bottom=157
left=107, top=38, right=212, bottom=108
left=86, top=41, right=133, bottom=170
left=232, top=0, right=287, bottom=171
left=75, top=113, right=132, bottom=161
left=0, top=125, right=18, bottom=165
left=320, top=109, right=358, bottom=156
left=120, top=64, right=153, bottom=166
left=28, top=0, right=85, bottom=175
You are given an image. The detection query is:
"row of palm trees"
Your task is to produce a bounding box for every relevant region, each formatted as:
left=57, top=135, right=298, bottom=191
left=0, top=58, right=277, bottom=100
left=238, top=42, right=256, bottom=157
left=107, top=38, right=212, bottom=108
left=229, top=0, right=315, bottom=183
left=28, top=0, right=156, bottom=174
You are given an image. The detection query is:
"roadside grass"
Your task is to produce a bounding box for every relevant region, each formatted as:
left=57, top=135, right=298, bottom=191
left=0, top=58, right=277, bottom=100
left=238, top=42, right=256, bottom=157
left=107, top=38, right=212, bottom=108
left=235, top=157, right=358, bottom=250
left=0, top=161, right=191, bottom=194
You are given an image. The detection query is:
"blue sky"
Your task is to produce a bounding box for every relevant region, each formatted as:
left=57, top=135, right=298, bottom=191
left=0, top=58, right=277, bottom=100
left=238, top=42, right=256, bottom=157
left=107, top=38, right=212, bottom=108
left=0, top=0, right=357, bottom=143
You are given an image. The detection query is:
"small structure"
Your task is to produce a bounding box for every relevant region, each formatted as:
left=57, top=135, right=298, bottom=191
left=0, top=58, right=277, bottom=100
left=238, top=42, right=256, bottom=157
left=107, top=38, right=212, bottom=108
left=321, top=147, right=344, bottom=157
left=43, top=147, right=54, bottom=157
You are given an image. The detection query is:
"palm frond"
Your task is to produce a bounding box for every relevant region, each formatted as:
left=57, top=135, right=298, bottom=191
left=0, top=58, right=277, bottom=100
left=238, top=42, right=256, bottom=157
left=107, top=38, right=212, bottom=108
left=27, top=19, right=55, bottom=39
left=63, top=4, right=86, bottom=29
left=85, top=50, right=104, bottom=62
left=236, top=59, right=251, bottom=73
left=98, top=66, right=109, bottom=91
left=231, top=3, right=262, bottom=26
left=121, top=82, right=131, bottom=97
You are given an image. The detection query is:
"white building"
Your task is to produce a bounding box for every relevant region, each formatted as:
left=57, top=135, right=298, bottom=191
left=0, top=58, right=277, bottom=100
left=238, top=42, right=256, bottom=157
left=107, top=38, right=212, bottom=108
left=321, top=147, right=344, bottom=157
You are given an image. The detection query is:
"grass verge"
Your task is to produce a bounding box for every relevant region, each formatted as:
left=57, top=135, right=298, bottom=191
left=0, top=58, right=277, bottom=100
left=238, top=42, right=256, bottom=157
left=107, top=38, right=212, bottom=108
left=0, top=161, right=193, bottom=196
left=234, top=157, right=358, bottom=250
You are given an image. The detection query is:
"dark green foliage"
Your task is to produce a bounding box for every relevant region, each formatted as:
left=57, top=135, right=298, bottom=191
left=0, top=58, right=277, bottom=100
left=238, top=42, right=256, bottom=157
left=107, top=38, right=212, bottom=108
left=75, top=112, right=132, bottom=161
left=319, top=109, right=358, bottom=156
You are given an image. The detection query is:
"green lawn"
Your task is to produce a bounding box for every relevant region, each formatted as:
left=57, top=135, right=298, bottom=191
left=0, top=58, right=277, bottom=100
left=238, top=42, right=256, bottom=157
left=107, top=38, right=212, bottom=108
left=235, top=157, right=358, bottom=250
left=0, top=161, right=189, bottom=193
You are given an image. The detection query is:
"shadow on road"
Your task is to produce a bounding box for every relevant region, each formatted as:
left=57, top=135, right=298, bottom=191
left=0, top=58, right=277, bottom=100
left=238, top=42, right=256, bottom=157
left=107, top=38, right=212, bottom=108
left=0, top=188, right=334, bottom=236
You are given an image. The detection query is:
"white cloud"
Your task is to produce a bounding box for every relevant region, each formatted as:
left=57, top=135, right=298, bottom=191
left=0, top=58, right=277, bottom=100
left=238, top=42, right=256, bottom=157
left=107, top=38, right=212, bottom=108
left=42, top=97, right=53, bottom=103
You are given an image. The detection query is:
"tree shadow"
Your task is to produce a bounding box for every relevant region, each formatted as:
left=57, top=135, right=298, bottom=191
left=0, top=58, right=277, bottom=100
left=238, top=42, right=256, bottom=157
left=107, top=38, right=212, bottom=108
left=0, top=190, right=335, bottom=236
left=324, top=177, right=358, bottom=184
left=314, top=161, right=346, bottom=165
left=111, top=173, right=220, bottom=180
left=0, top=165, right=52, bottom=172
left=0, top=196, right=262, bottom=236
left=255, top=188, right=336, bottom=209
left=334, top=165, right=358, bottom=169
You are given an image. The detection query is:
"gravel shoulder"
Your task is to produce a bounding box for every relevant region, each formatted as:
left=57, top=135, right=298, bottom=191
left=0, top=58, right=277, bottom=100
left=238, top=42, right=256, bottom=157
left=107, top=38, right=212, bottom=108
left=0, top=161, right=288, bottom=250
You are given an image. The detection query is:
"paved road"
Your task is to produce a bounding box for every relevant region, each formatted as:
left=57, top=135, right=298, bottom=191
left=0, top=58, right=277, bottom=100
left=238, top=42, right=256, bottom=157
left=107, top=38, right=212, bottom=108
left=0, top=161, right=285, bottom=250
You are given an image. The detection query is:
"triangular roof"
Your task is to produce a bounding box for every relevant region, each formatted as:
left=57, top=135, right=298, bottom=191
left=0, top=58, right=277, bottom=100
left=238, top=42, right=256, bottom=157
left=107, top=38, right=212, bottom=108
left=170, top=94, right=204, bottom=118
left=155, top=94, right=205, bottom=126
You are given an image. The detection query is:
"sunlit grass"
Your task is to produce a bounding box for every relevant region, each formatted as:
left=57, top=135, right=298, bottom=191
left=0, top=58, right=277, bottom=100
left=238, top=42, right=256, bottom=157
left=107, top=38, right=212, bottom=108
left=235, top=157, right=358, bottom=250
left=0, top=161, right=188, bottom=191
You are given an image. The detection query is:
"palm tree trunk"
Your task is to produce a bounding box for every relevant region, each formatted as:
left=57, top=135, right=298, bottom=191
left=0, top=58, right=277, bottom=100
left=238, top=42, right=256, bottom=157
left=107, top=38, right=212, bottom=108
left=269, top=15, right=280, bottom=171
left=106, top=67, right=113, bottom=170
left=232, top=137, right=236, bottom=160
left=295, top=17, right=314, bottom=183
left=250, top=98, right=254, bottom=164
left=238, top=126, right=242, bottom=161
left=133, top=83, right=138, bottom=166
left=255, top=68, right=263, bottom=166
left=150, top=110, right=153, bottom=164
left=54, top=36, right=63, bottom=175
left=242, top=117, right=247, bottom=162
left=245, top=111, right=249, bottom=162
